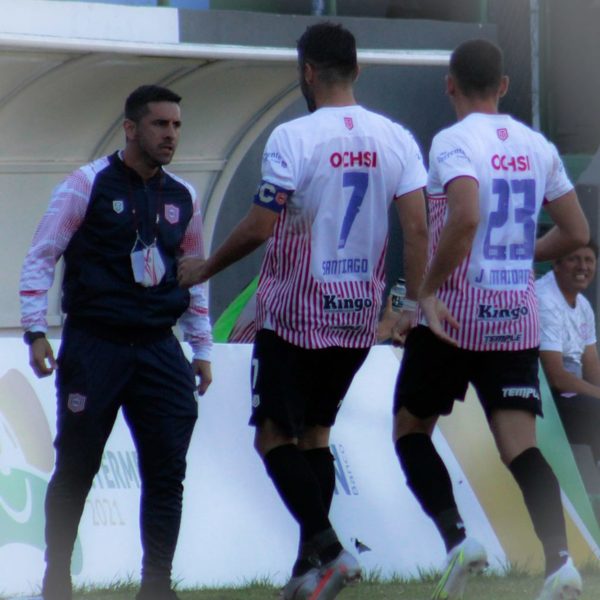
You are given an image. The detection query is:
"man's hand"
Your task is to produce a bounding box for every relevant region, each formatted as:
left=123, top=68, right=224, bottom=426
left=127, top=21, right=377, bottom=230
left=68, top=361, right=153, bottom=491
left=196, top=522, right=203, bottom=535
left=29, top=337, right=57, bottom=378
left=419, top=294, right=459, bottom=346
left=376, top=296, right=398, bottom=343
left=390, top=310, right=415, bottom=347
left=178, top=257, right=207, bottom=288
left=192, top=359, right=212, bottom=396
left=377, top=296, right=417, bottom=346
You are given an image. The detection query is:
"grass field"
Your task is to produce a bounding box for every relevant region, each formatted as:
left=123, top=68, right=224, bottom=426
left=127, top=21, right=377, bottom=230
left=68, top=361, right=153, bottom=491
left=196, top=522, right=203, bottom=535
left=16, top=568, right=599, bottom=600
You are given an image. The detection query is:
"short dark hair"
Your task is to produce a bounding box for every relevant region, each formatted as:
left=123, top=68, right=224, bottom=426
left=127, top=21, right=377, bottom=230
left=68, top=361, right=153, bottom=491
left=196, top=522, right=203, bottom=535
left=450, top=39, right=504, bottom=98
left=585, top=239, right=599, bottom=258
left=297, top=22, right=357, bottom=82
left=555, top=239, right=599, bottom=264
left=124, top=85, right=181, bottom=123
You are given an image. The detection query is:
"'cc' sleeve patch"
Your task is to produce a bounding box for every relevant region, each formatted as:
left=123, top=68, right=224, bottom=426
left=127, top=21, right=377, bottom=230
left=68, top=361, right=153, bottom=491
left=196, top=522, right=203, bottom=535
left=253, top=180, right=293, bottom=213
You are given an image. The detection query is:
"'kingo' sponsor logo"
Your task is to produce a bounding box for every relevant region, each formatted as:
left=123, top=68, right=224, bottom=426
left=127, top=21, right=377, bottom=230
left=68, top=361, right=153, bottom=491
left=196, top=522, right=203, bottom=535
left=477, top=304, right=529, bottom=321
left=323, top=294, right=373, bottom=312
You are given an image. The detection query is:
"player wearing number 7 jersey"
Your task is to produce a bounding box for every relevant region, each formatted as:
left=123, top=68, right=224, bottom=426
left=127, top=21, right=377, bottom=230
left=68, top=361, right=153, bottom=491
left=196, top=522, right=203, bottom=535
left=178, top=21, right=428, bottom=600
left=392, top=39, right=588, bottom=600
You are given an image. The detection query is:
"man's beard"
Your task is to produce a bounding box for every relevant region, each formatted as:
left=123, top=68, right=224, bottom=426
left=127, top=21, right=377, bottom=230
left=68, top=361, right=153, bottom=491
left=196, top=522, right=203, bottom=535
left=300, top=79, right=317, bottom=113
left=304, top=95, right=317, bottom=113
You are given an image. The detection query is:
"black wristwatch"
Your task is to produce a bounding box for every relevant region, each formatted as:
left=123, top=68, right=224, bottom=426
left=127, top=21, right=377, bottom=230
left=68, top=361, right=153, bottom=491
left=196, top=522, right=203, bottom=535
left=23, top=331, right=46, bottom=346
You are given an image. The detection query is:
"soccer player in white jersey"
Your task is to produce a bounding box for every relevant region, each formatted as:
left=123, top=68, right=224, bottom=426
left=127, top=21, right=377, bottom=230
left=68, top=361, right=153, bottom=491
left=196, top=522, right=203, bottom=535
left=178, top=22, right=428, bottom=600
left=392, top=39, right=589, bottom=600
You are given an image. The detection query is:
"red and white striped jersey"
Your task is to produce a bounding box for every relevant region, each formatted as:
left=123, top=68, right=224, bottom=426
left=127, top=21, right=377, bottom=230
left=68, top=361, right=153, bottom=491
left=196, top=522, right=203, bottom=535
left=255, top=105, right=427, bottom=349
left=426, top=112, right=573, bottom=351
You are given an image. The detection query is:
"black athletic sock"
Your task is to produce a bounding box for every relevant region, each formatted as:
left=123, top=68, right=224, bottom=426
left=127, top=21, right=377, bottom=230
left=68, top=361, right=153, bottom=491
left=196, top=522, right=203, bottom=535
left=310, top=527, right=344, bottom=566
left=288, top=448, right=337, bottom=575
left=396, top=433, right=466, bottom=552
left=263, top=444, right=333, bottom=575
left=509, top=447, right=568, bottom=576
left=303, top=447, right=336, bottom=513
left=291, top=540, right=320, bottom=577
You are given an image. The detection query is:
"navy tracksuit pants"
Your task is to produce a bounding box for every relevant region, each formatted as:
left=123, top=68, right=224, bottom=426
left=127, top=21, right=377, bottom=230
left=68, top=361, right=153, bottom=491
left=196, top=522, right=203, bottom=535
left=43, top=323, right=197, bottom=598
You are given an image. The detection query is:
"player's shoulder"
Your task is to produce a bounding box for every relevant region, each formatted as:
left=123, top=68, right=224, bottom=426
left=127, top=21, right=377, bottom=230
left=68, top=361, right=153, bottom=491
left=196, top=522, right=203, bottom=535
left=428, top=121, right=475, bottom=169
left=359, top=105, right=415, bottom=135
left=274, top=111, right=317, bottom=135
left=78, top=155, right=111, bottom=179
left=505, top=115, right=551, bottom=145
left=64, top=155, right=111, bottom=191
left=162, top=169, right=196, bottom=200
left=431, top=118, right=474, bottom=148
left=266, top=114, right=314, bottom=152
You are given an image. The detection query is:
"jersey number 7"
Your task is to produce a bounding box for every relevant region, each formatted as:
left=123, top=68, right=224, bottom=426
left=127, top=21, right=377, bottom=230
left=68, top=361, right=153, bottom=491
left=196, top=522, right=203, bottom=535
left=338, top=171, right=369, bottom=249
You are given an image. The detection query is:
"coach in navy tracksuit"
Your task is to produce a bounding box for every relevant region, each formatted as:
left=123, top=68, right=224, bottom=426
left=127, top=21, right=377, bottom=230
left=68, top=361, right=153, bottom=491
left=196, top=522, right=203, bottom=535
left=20, top=85, right=212, bottom=600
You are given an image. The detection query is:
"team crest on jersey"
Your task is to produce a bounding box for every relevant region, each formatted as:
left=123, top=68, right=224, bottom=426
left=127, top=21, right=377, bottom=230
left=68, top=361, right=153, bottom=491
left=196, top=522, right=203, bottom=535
left=344, top=117, right=354, bottom=130
left=67, top=393, right=86, bottom=413
left=113, top=200, right=125, bottom=214
left=164, top=204, right=180, bottom=224
left=497, top=128, right=509, bottom=141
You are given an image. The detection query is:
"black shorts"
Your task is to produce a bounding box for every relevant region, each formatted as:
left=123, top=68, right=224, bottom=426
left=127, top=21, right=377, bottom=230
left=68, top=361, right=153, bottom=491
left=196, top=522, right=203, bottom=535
left=249, top=329, right=370, bottom=437
left=394, top=325, right=542, bottom=420
left=553, top=391, right=600, bottom=461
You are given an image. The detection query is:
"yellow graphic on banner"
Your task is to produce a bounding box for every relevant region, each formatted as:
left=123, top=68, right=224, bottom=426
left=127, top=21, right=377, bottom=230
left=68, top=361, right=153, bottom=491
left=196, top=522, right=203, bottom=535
left=0, top=369, right=84, bottom=573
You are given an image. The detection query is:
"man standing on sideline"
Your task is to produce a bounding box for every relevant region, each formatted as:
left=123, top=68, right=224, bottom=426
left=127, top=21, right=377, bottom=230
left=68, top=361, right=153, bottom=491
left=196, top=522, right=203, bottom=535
left=20, top=85, right=212, bottom=600
left=178, top=22, right=428, bottom=600
left=392, top=40, right=589, bottom=600
left=537, top=241, right=600, bottom=466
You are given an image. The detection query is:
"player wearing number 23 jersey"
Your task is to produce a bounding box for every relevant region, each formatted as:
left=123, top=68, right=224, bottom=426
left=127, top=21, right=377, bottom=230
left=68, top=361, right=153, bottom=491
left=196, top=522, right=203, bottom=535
left=427, top=113, right=573, bottom=351
left=394, top=40, right=589, bottom=600
left=256, top=104, right=426, bottom=349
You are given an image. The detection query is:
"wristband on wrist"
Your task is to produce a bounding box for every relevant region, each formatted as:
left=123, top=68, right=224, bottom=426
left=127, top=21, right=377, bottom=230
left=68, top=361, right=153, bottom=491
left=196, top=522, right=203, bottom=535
left=399, top=298, right=418, bottom=311
left=23, top=331, right=46, bottom=346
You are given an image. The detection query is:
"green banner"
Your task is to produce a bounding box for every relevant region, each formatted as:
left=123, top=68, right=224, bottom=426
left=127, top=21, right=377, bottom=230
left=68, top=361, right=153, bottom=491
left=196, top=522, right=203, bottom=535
left=537, top=368, right=600, bottom=546
left=212, top=276, right=258, bottom=342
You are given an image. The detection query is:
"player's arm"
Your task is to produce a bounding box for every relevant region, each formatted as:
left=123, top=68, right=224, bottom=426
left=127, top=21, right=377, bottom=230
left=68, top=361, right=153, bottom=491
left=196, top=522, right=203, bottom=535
left=582, top=343, right=600, bottom=388
left=396, top=187, right=428, bottom=301
left=540, top=349, right=600, bottom=399
left=178, top=200, right=283, bottom=287
left=535, top=190, right=589, bottom=262
left=418, top=176, right=479, bottom=343
left=421, top=177, right=479, bottom=296
left=380, top=187, right=427, bottom=344
left=201, top=203, right=279, bottom=281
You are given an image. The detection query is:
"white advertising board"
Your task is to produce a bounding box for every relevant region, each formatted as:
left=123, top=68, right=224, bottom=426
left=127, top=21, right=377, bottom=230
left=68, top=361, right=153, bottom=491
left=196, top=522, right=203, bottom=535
left=0, top=340, right=504, bottom=596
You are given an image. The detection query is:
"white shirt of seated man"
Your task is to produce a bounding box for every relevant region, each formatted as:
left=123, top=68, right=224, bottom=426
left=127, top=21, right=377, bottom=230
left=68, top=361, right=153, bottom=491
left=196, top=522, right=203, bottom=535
left=536, top=244, right=598, bottom=397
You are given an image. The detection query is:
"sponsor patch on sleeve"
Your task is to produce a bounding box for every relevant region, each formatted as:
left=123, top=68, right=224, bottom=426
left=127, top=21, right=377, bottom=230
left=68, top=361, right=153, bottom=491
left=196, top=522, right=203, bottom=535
left=253, top=180, right=292, bottom=213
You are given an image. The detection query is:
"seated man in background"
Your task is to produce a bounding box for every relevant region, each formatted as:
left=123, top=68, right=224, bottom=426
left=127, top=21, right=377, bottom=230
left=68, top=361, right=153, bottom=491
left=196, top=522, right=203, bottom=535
left=536, top=241, right=600, bottom=466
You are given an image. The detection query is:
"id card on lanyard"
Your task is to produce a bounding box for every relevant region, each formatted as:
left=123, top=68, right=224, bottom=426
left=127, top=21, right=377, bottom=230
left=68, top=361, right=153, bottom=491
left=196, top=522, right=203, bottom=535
left=127, top=171, right=166, bottom=287
left=130, top=232, right=166, bottom=287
